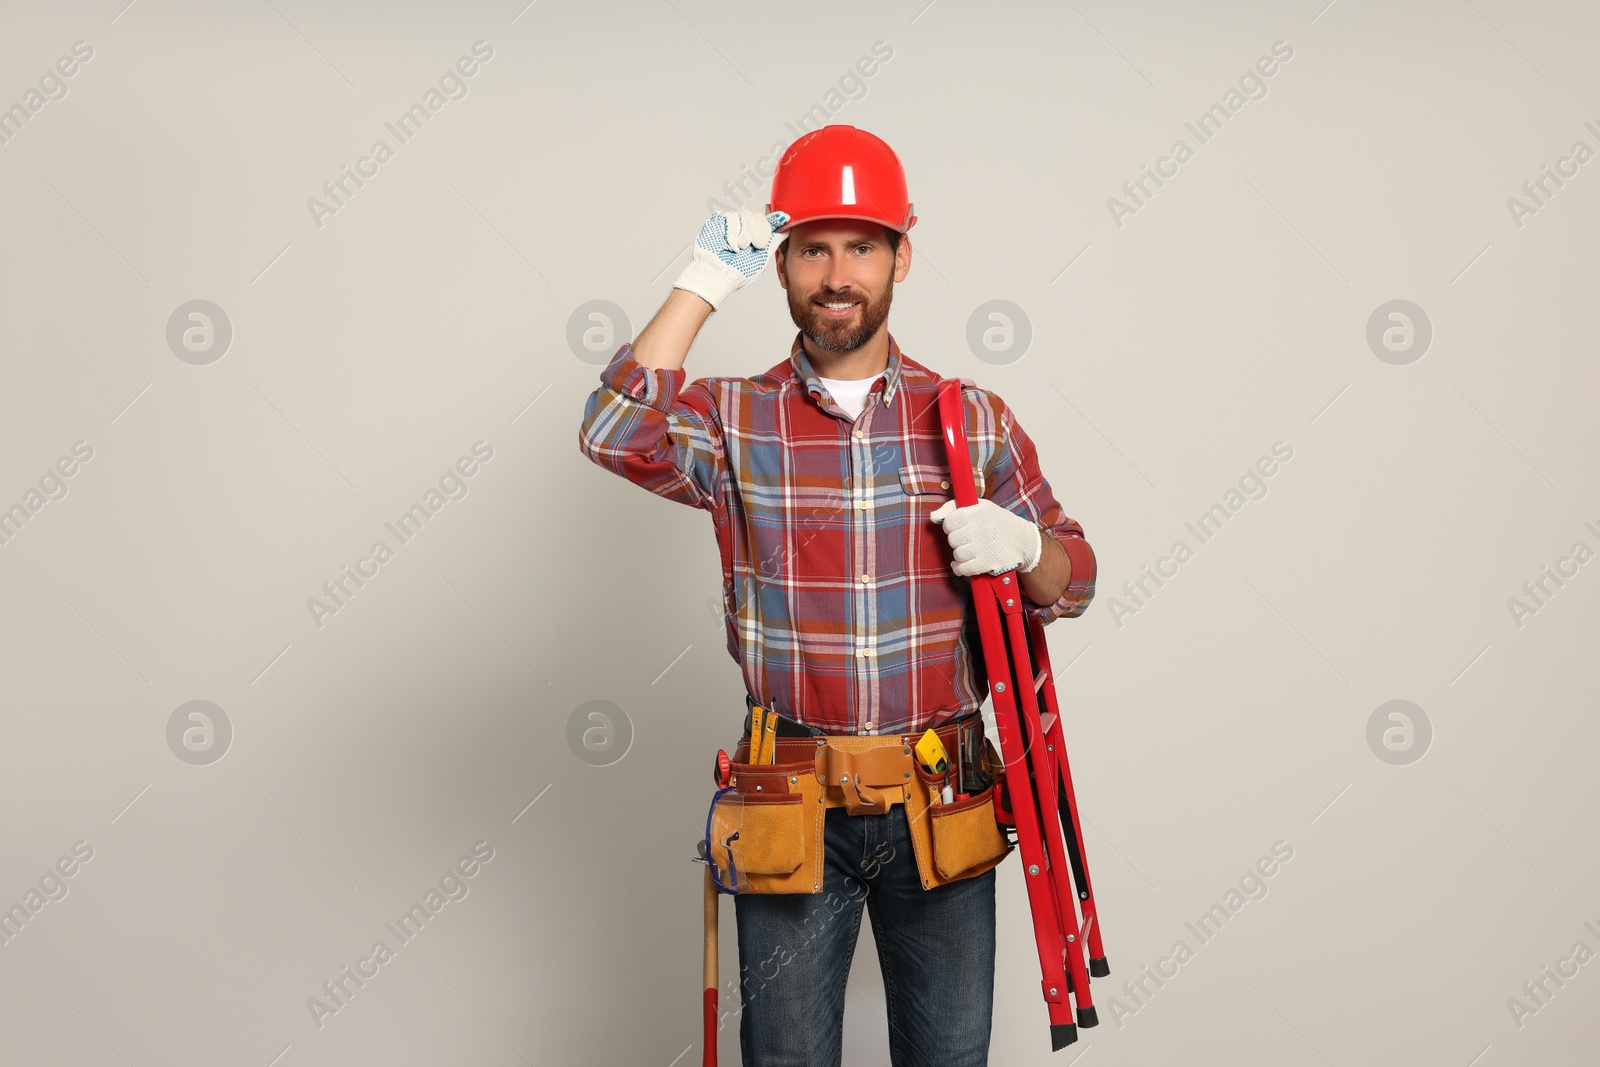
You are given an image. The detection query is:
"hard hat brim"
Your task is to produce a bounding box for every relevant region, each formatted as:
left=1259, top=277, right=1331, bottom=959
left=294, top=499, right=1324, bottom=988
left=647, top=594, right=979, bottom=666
left=774, top=210, right=917, bottom=234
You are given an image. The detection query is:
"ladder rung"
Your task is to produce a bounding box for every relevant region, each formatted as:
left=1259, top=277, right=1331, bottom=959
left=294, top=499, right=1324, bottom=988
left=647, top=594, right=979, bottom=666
left=1034, top=668, right=1048, bottom=691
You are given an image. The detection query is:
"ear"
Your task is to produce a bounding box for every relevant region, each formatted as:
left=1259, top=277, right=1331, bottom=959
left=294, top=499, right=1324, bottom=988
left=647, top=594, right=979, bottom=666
left=892, top=235, right=912, bottom=284
left=775, top=242, right=789, bottom=290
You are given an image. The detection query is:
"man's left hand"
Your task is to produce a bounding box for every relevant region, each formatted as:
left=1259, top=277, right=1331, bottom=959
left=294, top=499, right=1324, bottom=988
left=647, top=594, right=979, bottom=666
left=930, top=499, right=1043, bottom=577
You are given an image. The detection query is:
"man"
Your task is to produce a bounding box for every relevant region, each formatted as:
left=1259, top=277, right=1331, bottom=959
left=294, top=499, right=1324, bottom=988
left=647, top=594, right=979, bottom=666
left=579, top=125, right=1095, bottom=1067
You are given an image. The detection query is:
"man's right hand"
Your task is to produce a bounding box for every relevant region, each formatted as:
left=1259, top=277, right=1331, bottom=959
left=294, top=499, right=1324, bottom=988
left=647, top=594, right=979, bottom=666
left=673, top=209, right=790, bottom=311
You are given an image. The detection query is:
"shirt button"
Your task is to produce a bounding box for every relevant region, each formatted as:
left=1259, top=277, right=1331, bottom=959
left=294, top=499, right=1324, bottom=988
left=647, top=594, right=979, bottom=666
left=860, top=574, right=871, bottom=583
left=863, top=721, right=875, bottom=731
left=856, top=500, right=869, bottom=510
left=853, top=429, right=864, bottom=439
left=940, top=480, right=950, bottom=489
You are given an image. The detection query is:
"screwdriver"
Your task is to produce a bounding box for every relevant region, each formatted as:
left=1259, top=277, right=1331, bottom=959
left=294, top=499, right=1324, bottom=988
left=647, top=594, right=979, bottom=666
left=955, top=725, right=969, bottom=802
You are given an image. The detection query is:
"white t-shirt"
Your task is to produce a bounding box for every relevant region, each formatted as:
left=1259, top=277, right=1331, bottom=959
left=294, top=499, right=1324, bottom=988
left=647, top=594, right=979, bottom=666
left=817, top=372, right=886, bottom=420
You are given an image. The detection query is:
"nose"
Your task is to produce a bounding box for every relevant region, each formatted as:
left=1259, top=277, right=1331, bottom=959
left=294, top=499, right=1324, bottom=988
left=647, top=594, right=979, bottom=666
left=819, top=254, right=857, bottom=295
left=822, top=258, right=851, bottom=296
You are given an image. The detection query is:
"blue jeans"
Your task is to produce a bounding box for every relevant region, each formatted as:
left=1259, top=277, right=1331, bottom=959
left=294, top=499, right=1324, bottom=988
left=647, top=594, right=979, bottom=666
left=733, top=800, right=997, bottom=1066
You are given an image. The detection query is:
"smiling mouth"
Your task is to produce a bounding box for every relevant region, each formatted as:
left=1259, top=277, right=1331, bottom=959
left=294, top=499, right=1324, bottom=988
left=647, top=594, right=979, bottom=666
left=816, top=299, right=861, bottom=318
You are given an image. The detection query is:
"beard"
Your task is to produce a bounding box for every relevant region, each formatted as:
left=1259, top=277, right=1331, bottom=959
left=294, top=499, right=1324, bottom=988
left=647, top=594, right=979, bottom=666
left=787, top=273, right=894, bottom=353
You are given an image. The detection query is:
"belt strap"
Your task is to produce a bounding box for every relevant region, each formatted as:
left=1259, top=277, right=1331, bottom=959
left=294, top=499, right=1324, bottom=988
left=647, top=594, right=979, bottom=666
left=732, top=709, right=985, bottom=817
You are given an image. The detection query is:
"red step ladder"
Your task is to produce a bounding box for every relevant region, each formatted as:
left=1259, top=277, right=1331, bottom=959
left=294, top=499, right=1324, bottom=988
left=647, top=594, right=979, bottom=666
left=937, top=377, right=1110, bottom=1051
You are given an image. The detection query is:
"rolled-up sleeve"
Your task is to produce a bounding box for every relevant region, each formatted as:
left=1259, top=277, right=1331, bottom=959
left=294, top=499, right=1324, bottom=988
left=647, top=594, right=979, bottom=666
left=577, top=343, right=725, bottom=513
left=965, top=386, right=1096, bottom=624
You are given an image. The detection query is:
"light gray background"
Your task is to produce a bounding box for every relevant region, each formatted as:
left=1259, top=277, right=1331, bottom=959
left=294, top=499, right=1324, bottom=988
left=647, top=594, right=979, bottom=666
left=1, top=1, right=1595, bottom=1064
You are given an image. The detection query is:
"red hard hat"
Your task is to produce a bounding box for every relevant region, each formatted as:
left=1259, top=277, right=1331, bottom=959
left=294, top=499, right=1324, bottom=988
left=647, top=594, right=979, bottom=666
left=768, top=125, right=916, bottom=234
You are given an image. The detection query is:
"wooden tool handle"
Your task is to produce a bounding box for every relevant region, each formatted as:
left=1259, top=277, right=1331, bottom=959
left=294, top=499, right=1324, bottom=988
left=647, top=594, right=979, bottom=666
left=702, top=864, right=719, bottom=1066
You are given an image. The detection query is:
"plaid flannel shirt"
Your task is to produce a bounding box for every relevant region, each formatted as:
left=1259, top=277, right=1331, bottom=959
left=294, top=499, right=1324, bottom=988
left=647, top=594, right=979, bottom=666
left=578, top=331, right=1096, bottom=736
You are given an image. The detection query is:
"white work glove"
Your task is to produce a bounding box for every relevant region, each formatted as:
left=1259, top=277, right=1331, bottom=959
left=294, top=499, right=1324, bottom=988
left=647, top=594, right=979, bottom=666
left=930, top=499, right=1043, bottom=577
left=673, top=209, right=789, bottom=310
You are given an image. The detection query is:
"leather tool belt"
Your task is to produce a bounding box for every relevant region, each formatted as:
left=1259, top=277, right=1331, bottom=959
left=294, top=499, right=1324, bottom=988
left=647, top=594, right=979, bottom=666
left=705, top=696, right=1015, bottom=895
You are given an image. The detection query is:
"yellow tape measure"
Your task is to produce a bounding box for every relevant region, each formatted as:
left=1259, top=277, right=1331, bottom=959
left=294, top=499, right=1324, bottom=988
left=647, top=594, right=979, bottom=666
left=914, top=729, right=949, bottom=775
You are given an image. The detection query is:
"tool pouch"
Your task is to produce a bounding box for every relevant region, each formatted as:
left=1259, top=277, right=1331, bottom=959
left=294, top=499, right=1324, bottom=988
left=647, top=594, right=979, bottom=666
left=705, top=756, right=825, bottom=895
left=904, top=737, right=1014, bottom=889
left=704, top=714, right=1010, bottom=894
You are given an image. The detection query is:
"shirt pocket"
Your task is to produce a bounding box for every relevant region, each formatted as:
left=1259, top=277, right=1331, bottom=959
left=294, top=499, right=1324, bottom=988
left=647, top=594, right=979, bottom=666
left=898, top=463, right=985, bottom=500
left=898, top=464, right=951, bottom=498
